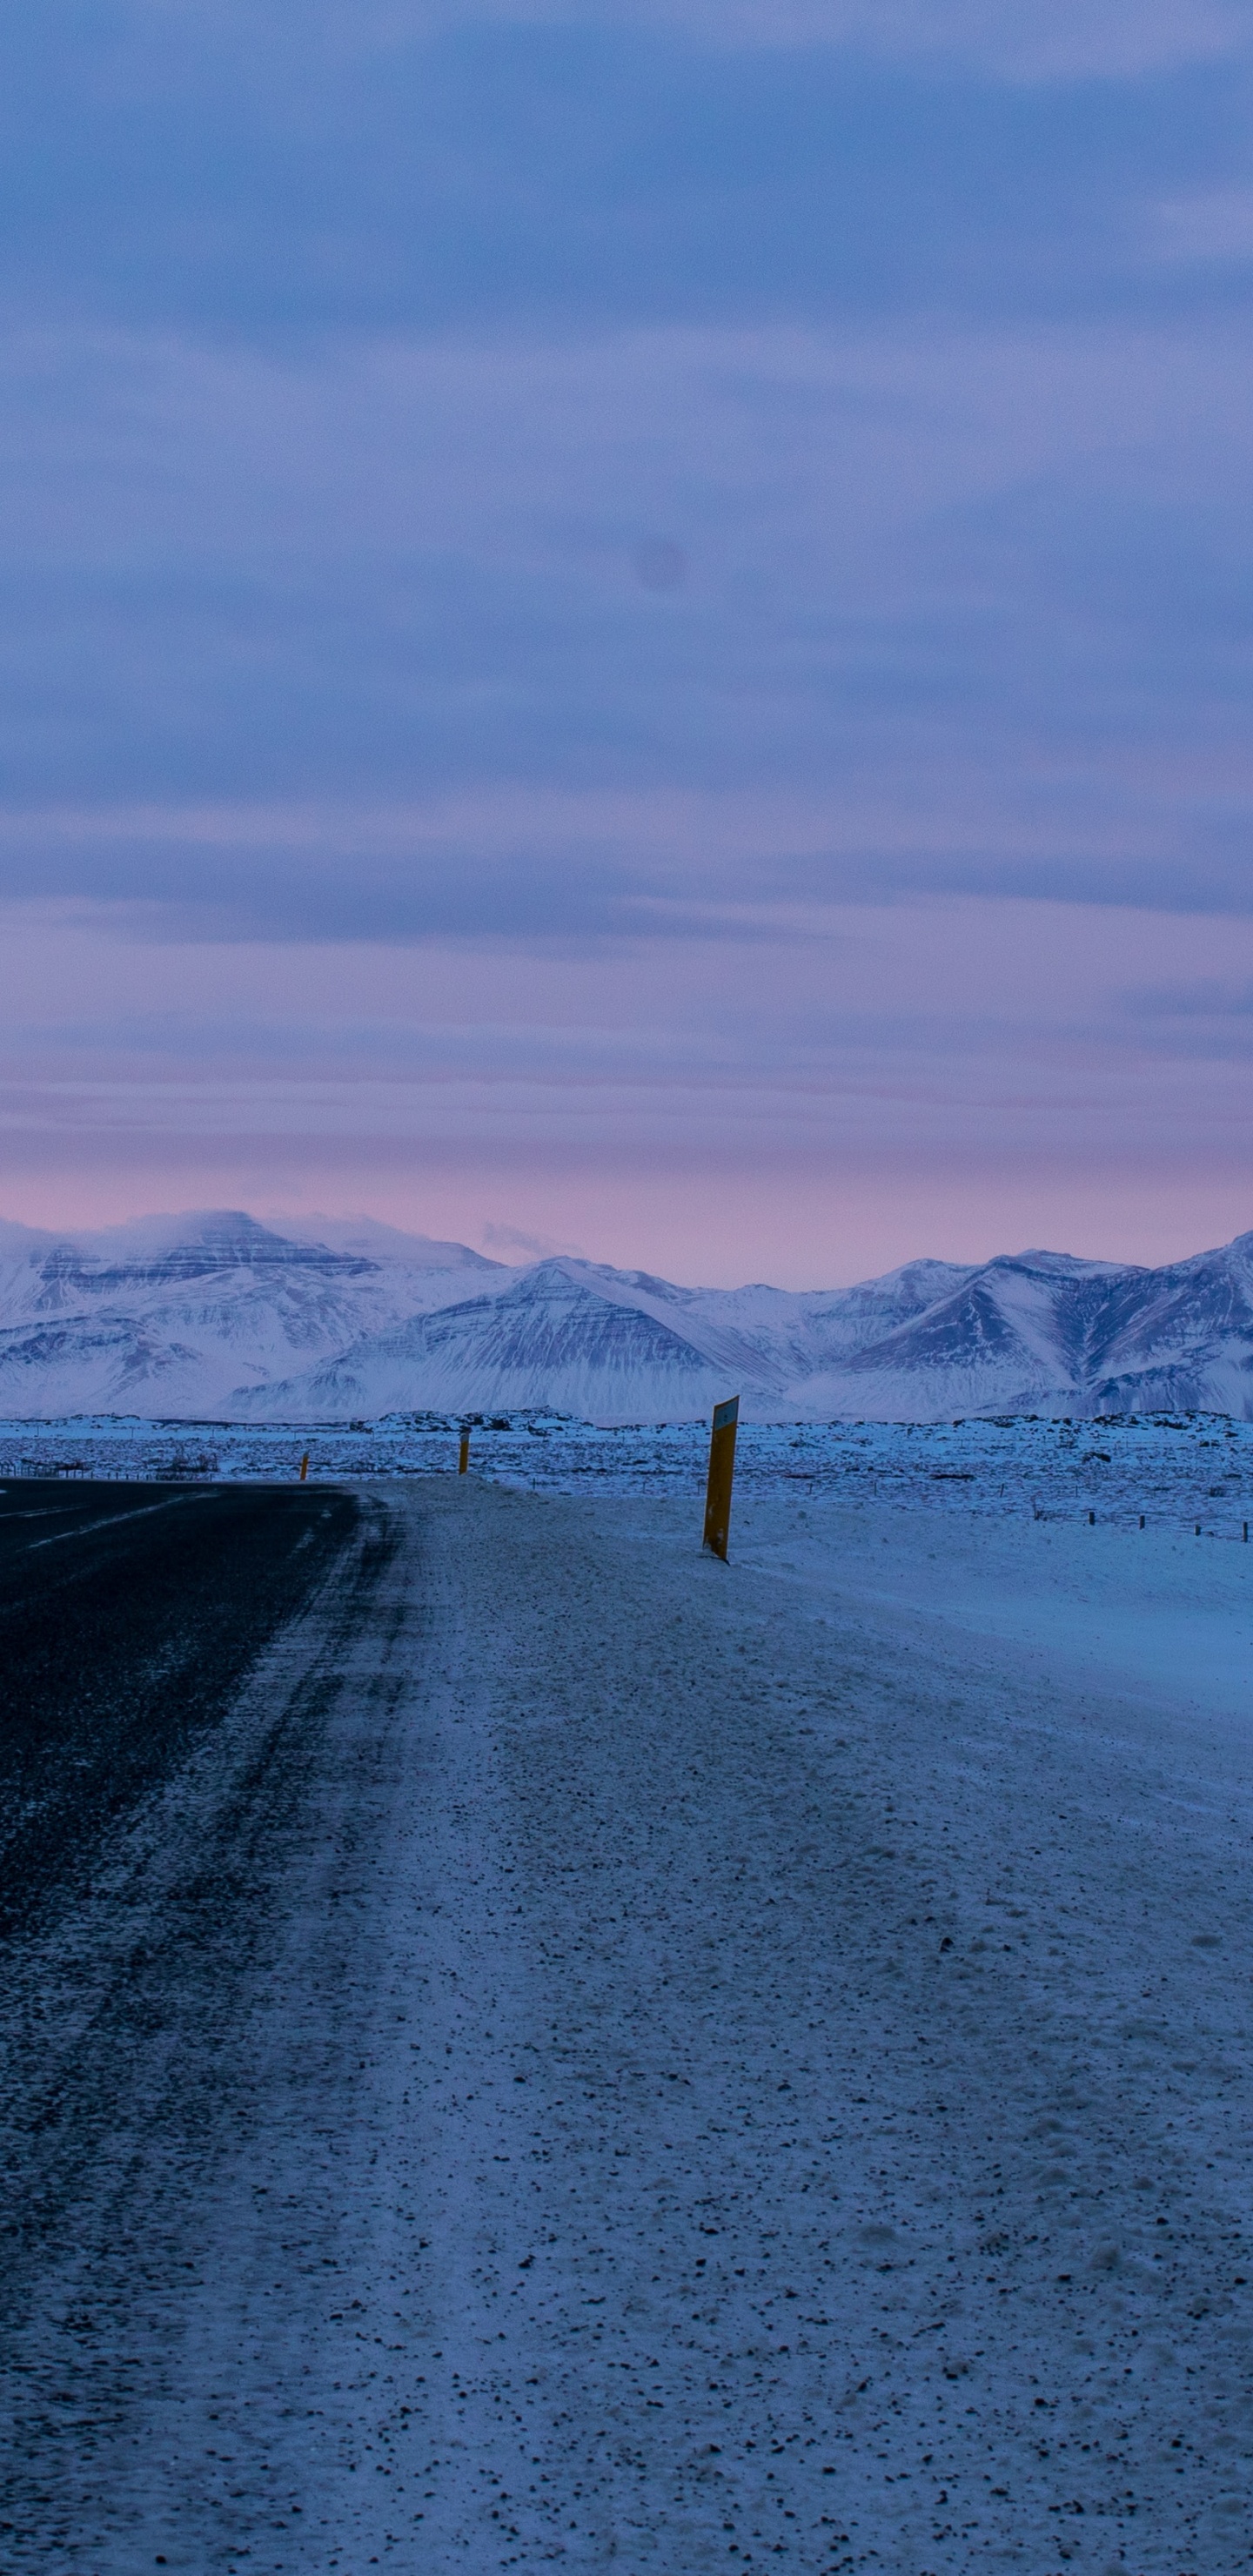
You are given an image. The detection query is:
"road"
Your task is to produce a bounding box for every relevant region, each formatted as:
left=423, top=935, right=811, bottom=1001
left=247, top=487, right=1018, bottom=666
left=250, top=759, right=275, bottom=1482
left=2, top=1475, right=1251, bottom=2572
left=0, top=1479, right=360, bottom=1935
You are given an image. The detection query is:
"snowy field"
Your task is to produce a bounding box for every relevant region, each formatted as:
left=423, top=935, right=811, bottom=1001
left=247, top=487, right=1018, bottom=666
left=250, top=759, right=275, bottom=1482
left=5, top=1408, right=1253, bottom=1543
left=4, top=1469, right=1253, bottom=2569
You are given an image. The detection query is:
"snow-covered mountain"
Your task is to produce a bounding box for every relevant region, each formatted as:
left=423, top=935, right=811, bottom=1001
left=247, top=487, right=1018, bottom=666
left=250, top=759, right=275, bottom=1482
left=0, top=1211, right=505, bottom=1416
left=3, top=1210, right=1253, bottom=1420
left=261, top=1212, right=499, bottom=1271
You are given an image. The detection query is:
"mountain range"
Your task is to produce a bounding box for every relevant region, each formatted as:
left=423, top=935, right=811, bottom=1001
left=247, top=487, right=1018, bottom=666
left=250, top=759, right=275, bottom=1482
left=0, top=1208, right=1252, bottom=1421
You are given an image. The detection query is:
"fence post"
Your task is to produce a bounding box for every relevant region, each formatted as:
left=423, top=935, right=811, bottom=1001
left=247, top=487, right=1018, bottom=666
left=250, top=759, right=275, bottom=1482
left=459, top=1431, right=471, bottom=1475
left=702, top=1396, right=740, bottom=1561
left=299, top=1452, right=309, bottom=1482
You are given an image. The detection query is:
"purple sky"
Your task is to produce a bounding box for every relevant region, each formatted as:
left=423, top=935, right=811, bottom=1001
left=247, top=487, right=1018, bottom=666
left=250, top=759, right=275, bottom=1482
left=3, top=1, right=1253, bottom=1284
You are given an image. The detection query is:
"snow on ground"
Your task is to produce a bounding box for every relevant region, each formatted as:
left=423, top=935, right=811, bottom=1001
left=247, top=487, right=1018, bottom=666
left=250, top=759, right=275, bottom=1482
left=734, top=1491, right=1253, bottom=1741
left=6, top=1472, right=1253, bottom=2569
left=4, top=1407, right=1253, bottom=1546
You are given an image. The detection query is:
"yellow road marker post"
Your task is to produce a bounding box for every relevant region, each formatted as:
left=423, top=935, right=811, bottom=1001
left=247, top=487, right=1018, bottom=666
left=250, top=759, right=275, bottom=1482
left=459, top=1430, right=471, bottom=1475
left=702, top=1394, right=740, bottom=1561
left=298, top=1452, right=309, bottom=1482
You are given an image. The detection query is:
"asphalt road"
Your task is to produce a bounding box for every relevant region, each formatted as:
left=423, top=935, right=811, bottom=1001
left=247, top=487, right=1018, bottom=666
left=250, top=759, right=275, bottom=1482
left=0, top=1479, right=360, bottom=1936
left=0, top=1476, right=397, bottom=2572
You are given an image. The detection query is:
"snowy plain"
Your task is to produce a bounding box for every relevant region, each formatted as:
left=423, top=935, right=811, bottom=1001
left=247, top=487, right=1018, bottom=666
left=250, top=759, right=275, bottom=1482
left=6, top=1405, right=1253, bottom=1546
left=3, top=1459, right=1253, bottom=2571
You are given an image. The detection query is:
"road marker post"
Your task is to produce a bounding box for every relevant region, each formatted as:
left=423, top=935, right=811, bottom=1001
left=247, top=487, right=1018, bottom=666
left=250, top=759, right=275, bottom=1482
left=299, top=1452, right=309, bottom=1482
left=702, top=1395, right=740, bottom=1561
left=459, top=1431, right=471, bottom=1475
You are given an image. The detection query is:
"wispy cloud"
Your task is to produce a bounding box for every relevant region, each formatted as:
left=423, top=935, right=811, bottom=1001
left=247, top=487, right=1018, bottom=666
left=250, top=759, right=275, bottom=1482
left=4, top=308, right=1253, bottom=938
left=3, top=2, right=1253, bottom=1266
left=4, top=14, right=1250, bottom=338
left=202, top=0, right=1251, bottom=79
left=480, top=1220, right=584, bottom=1258
left=1156, top=186, right=1253, bottom=261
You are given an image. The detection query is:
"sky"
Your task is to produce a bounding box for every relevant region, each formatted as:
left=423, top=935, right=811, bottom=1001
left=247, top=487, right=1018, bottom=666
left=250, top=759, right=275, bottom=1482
left=3, top=0, right=1253, bottom=1285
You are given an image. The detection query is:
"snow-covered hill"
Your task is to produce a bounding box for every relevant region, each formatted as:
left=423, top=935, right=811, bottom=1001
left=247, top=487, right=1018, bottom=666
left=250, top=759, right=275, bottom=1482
left=2, top=1211, right=1253, bottom=1420
left=0, top=1211, right=505, bottom=1417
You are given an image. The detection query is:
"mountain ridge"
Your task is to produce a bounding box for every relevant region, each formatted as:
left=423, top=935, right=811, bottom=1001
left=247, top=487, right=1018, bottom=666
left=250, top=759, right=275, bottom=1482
left=0, top=1211, right=1250, bottom=1421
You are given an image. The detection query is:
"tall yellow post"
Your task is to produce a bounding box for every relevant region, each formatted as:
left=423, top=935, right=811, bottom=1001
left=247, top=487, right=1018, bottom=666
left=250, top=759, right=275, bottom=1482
left=298, top=1452, right=309, bottom=1482
left=458, top=1431, right=471, bottom=1475
left=702, top=1395, right=740, bottom=1560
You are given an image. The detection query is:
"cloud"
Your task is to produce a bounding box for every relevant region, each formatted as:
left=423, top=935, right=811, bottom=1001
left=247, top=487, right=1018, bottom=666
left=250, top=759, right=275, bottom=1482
left=1156, top=186, right=1253, bottom=262
left=3, top=307, right=1253, bottom=933
left=3, top=763, right=1251, bottom=937
left=558, top=1, right=1250, bottom=79
left=480, top=1220, right=584, bottom=1257
left=632, top=536, right=687, bottom=593
left=3, top=12, right=1250, bottom=338
left=1122, top=976, right=1253, bottom=1019
left=175, top=1, right=1253, bottom=81
left=3, top=2, right=1253, bottom=1268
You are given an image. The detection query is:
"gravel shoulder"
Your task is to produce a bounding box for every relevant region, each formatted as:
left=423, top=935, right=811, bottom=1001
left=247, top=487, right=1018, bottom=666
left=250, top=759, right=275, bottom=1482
left=3, top=1478, right=1252, bottom=2573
